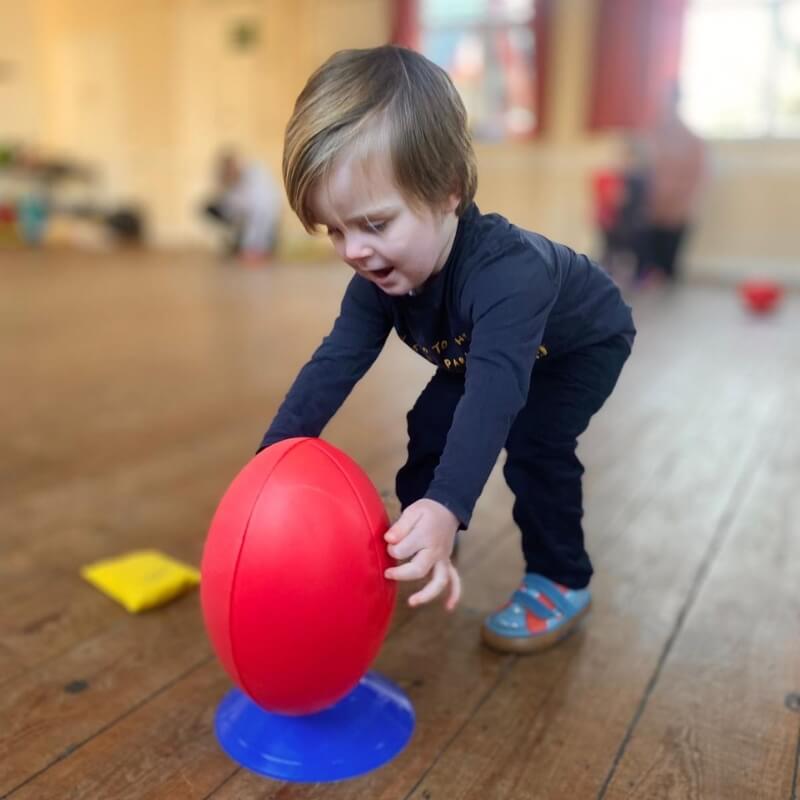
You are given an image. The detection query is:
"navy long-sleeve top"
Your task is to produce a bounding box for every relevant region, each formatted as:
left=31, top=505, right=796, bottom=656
left=260, top=204, right=635, bottom=526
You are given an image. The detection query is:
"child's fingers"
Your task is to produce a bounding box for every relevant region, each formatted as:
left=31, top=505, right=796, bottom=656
left=445, top=563, right=462, bottom=611
left=408, top=560, right=450, bottom=607
left=384, top=508, right=421, bottom=545
left=385, top=549, right=435, bottom=582
left=387, top=529, right=425, bottom=561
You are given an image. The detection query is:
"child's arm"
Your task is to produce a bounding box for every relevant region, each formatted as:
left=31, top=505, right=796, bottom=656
left=385, top=246, right=559, bottom=607
left=260, top=275, right=392, bottom=448
left=425, top=249, right=557, bottom=524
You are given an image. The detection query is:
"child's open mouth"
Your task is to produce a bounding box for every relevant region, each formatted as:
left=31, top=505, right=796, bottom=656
left=371, top=267, right=393, bottom=280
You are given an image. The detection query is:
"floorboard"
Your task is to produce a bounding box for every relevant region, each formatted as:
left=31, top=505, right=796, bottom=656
left=1, top=250, right=797, bottom=799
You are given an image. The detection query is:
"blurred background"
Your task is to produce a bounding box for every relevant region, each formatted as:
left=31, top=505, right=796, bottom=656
left=0, top=0, right=798, bottom=283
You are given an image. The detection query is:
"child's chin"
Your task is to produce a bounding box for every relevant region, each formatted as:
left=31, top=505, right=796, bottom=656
left=378, top=278, right=412, bottom=296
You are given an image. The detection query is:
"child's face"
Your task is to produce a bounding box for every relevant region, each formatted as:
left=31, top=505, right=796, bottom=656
left=311, top=155, right=459, bottom=296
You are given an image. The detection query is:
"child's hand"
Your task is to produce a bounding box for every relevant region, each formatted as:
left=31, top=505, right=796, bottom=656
left=384, top=499, right=462, bottom=611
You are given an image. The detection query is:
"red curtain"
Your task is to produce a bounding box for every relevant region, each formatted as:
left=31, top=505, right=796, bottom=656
left=390, top=0, right=419, bottom=50
left=389, top=0, right=553, bottom=136
left=533, top=0, right=553, bottom=136
left=588, top=0, right=688, bottom=130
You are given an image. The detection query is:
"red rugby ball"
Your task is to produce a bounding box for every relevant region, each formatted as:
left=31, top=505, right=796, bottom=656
left=200, top=438, right=395, bottom=715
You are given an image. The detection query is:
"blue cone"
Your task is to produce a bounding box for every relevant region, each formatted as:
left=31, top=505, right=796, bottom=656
left=214, top=671, right=415, bottom=782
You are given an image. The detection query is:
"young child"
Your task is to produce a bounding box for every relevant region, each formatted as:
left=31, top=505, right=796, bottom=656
left=260, top=45, right=635, bottom=654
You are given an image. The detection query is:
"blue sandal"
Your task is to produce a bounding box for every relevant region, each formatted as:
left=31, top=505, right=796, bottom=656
left=481, top=573, right=591, bottom=654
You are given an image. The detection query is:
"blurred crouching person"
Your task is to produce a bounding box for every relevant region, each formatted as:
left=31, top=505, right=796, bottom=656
left=592, top=135, right=648, bottom=284
left=204, top=150, right=281, bottom=264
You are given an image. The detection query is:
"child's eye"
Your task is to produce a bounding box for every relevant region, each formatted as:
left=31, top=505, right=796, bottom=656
left=365, top=220, right=387, bottom=233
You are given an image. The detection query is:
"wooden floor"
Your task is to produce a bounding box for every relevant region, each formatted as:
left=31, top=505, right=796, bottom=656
left=2, top=247, right=799, bottom=799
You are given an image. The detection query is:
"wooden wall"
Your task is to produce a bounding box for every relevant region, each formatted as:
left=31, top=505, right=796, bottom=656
left=1, top=0, right=798, bottom=281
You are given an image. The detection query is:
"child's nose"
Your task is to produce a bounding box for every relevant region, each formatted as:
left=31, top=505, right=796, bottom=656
left=343, top=234, right=373, bottom=262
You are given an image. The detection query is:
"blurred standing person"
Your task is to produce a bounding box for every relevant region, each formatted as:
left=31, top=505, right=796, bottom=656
left=638, top=85, right=707, bottom=284
left=204, top=150, right=282, bottom=264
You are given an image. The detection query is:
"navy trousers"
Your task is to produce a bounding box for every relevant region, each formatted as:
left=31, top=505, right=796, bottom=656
left=395, top=334, right=632, bottom=589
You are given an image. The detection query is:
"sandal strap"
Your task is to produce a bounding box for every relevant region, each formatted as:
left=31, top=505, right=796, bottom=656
left=524, top=574, right=578, bottom=617
left=512, top=589, right=558, bottom=620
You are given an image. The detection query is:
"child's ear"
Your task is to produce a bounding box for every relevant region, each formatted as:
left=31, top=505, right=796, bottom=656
left=444, top=193, right=460, bottom=214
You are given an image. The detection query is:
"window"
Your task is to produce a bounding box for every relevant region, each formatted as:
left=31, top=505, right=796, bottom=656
left=680, top=0, right=800, bottom=137
left=418, top=0, right=541, bottom=140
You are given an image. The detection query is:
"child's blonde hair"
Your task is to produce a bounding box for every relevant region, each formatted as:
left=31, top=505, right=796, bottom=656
left=283, top=45, right=478, bottom=232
